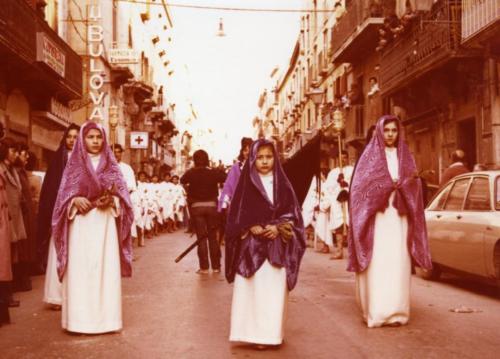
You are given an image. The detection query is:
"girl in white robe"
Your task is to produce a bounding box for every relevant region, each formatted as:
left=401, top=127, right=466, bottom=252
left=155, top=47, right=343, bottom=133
left=51, top=121, right=134, bottom=334
left=347, top=116, right=432, bottom=328
left=225, top=140, right=306, bottom=347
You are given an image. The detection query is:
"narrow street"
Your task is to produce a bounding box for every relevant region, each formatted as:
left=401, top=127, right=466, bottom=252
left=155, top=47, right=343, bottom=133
left=1, top=231, right=498, bottom=359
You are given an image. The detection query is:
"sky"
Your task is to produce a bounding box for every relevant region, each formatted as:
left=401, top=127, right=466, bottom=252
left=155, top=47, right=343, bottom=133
left=167, top=0, right=302, bottom=164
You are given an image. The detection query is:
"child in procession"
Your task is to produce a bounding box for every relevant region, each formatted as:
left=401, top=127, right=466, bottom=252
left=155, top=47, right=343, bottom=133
left=225, top=139, right=306, bottom=348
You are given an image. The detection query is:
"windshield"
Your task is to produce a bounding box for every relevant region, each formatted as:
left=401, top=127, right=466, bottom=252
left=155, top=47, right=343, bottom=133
left=496, top=176, right=500, bottom=210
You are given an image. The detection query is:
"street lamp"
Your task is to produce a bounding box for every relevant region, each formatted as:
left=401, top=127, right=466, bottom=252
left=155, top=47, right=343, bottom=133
left=307, top=87, right=325, bottom=129
left=332, top=108, right=348, bottom=237
left=109, top=105, right=119, bottom=147
left=332, top=108, right=346, bottom=168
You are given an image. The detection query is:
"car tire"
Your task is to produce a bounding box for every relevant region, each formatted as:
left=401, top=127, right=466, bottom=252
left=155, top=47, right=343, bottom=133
left=416, top=263, right=441, bottom=280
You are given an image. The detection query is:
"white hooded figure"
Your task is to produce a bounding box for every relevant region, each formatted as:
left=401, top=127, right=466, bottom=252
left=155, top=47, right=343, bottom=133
left=171, top=175, right=186, bottom=222
left=302, top=175, right=330, bottom=246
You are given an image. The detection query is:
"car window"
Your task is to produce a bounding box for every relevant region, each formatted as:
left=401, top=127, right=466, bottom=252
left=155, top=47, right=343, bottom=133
left=427, top=183, right=452, bottom=211
left=464, top=177, right=490, bottom=211
left=496, top=176, right=500, bottom=210
left=443, top=178, right=470, bottom=211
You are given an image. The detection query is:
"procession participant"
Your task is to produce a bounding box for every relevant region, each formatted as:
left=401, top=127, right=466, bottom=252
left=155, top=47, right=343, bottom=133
left=225, top=139, right=306, bottom=348
left=171, top=175, right=186, bottom=228
left=112, top=144, right=140, bottom=242
left=218, top=137, right=253, bottom=212
left=302, top=172, right=330, bottom=252
left=52, top=121, right=133, bottom=334
left=348, top=115, right=432, bottom=328
left=38, top=124, right=79, bottom=309
left=323, top=150, right=354, bottom=259
left=181, top=149, right=226, bottom=274
left=0, top=139, right=13, bottom=325
left=0, top=137, right=27, bottom=306
left=160, top=173, right=176, bottom=233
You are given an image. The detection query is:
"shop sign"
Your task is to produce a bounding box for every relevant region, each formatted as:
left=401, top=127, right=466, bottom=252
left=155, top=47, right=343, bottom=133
left=36, top=32, right=66, bottom=77
left=109, top=48, right=139, bottom=64
left=130, top=131, right=149, bottom=149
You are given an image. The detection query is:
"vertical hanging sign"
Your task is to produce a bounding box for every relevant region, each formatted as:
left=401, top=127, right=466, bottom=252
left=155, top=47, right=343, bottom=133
left=87, top=4, right=105, bottom=122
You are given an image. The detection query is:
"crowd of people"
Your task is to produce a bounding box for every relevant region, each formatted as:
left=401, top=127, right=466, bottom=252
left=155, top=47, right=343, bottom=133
left=0, top=114, right=484, bottom=348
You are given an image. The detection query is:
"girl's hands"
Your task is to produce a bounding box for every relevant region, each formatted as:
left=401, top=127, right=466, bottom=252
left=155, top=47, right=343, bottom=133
left=262, top=224, right=279, bottom=240
left=250, top=224, right=279, bottom=240
left=73, top=197, right=92, bottom=214
left=250, top=225, right=264, bottom=236
left=95, top=194, right=114, bottom=210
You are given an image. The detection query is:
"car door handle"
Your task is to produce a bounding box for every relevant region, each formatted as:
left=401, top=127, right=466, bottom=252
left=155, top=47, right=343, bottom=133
left=456, top=215, right=462, bottom=220
left=486, top=226, right=493, bottom=231
left=436, top=214, right=442, bottom=219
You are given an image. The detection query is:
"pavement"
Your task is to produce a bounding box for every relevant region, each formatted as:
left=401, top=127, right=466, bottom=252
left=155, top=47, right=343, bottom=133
left=1, top=230, right=499, bottom=359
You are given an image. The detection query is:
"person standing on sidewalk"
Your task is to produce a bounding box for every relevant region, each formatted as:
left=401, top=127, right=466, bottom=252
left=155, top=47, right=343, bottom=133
left=181, top=149, right=226, bottom=274
left=38, top=124, right=79, bottom=310
left=52, top=121, right=133, bottom=334
left=0, top=137, right=27, bottom=308
left=348, top=115, right=432, bottom=328
left=225, top=139, right=306, bottom=348
left=0, top=138, right=13, bottom=327
left=439, top=149, right=469, bottom=187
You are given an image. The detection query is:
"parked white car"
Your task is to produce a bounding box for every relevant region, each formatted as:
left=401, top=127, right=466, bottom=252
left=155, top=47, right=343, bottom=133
left=423, top=171, right=500, bottom=285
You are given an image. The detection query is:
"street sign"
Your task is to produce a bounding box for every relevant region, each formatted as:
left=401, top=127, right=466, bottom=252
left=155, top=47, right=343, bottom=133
left=130, top=131, right=149, bottom=149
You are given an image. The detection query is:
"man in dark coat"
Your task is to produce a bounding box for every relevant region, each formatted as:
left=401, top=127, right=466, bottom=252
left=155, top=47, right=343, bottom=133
left=440, top=149, right=469, bottom=187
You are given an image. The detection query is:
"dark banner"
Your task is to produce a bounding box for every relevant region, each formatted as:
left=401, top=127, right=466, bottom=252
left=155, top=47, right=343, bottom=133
left=282, top=133, right=322, bottom=206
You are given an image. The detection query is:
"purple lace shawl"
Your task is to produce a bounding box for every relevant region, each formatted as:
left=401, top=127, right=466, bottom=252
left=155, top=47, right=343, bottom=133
left=51, top=121, right=134, bottom=281
left=217, top=162, right=242, bottom=212
left=225, top=139, right=306, bottom=290
left=347, top=115, right=432, bottom=272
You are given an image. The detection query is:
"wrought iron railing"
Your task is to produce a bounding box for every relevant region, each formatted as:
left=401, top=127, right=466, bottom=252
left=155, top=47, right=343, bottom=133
left=380, top=0, right=463, bottom=94
left=330, top=0, right=385, bottom=59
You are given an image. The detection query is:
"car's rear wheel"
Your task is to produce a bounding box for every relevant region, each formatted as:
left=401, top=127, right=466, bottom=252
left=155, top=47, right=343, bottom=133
left=416, top=263, right=441, bottom=280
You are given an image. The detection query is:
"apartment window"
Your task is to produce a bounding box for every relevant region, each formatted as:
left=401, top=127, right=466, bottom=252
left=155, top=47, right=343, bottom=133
left=307, top=108, right=311, bottom=129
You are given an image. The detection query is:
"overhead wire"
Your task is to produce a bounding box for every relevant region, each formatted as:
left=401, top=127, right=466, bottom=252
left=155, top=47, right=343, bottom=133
left=116, top=0, right=335, bottom=13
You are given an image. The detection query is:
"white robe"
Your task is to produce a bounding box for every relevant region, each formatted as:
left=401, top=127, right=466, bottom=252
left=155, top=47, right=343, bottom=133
left=302, top=176, right=330, bottom=245
left=61, top=154, right=123, bottom=334
left=356, top=147, right=411, bottom=328
left=230, top=172, right=288, bottom=345
left=323, top=165, right=353, bottom=232
left=118, top=161, right=137, bottom=237
left=43, top=237, right=62, bottom=305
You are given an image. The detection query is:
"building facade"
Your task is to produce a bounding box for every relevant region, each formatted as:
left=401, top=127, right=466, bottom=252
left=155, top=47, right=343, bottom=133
left=263, top=0, right=500, bottom=185
left=0, top=0, right=82, bottom=169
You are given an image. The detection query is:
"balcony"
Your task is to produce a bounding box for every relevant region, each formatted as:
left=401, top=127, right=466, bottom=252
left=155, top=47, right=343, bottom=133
left=380, top=0, right=472, bottom=95
left=330, top=0, right=385, bottom=64
left=461, top=0, right=500, bottom=46
left=344, top=105, right=365, bottom=145
left=0, top=0, right=82, bottom=99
